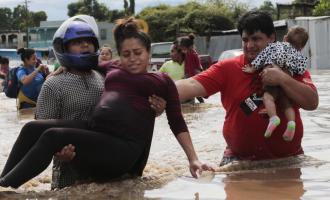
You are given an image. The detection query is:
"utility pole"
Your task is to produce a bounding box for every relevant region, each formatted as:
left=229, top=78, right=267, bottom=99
left=24, top=0, right=30, bottom=48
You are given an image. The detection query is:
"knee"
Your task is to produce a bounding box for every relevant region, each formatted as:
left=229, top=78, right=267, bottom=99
left=39, top=128, right=66, bottom=145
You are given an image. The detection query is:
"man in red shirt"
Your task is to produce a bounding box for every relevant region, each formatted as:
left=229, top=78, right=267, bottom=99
left=176, top=11, right=319, bottom=165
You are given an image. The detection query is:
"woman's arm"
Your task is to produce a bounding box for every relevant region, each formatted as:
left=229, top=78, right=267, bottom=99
left=20, top=64, right=46, bottom=85
left=260, top=65, right=318, bottom=110
left=176, top=132, right=214, bottom=178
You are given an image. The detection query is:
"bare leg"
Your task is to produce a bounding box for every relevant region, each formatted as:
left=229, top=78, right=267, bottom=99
left=280, top=95, right=296, bottom=141
left=263, top=91, right=280, bottom=138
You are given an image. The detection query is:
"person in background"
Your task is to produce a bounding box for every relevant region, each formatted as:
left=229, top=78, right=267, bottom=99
left=242, top=26, right=309, bottom=141
left=175, top=11, right=318, bottom=166
left=177, top=34, right=204, bottom=103
left=159, top=41, right=185, bottom=81
left=0, top=17, right=212, bottom=189
left=98, top=44, right=113, bottom=66
left=16, top=48, right=48, bottom=110
left=0, top=56, right=9, bottom=80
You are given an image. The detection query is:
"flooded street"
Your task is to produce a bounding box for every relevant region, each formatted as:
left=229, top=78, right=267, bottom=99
left=0, top=70, right=329, bottom=199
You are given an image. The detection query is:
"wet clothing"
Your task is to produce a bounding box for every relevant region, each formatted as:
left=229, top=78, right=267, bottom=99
left=251, top=41, right=307, bottom=75
left=0, top=66, right=188, bottom=188
left=184, top=49, right=202, bottom=78
left=17, top=66, right=45, bottom=109
left=36, top=69, right=104, bottom=189
left=194, top=54, right=316, bottom=161
left=159, top=60, right=185, bottom=81
left=36, top=70, right=104, bottom=120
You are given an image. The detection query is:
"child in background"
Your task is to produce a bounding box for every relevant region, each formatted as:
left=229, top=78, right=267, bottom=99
left=243, top=26, right=309, bottom=141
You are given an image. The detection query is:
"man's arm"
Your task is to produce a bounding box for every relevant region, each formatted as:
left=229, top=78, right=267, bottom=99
left=261, top=65, right=318, bottom=110
left=175, top=78, right=207, bottom=102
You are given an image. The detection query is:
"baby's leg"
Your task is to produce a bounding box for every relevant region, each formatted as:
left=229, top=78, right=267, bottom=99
left=263, top=89, right=280, bottom=138
left=280, top=95, right=296, bottom=141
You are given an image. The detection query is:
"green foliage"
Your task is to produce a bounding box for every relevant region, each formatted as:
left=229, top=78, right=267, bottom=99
left=313, top=0, right=330, bottom=16
left=67, top=0, right=111, bottom=21
left=258, top=0, right=277, bottom=19
left=31, top=11, right=47, bottom=27
left=138, top=1, right=236, bottom=42
left=0, top=8, right=13, bottom=30
left=0, top=5, right=48, bottom=32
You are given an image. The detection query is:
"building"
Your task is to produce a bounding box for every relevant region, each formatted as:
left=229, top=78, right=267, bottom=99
left=28, top=20, right=116, bottom=51
left=0, top=31, right=28, bottom=49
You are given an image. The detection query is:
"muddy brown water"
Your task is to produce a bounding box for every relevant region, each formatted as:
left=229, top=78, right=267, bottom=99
left=0, top=70, right=329, bottom=199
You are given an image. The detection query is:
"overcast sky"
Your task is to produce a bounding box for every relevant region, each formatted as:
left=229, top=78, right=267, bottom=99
left=0, top=0, right=293, bottom=21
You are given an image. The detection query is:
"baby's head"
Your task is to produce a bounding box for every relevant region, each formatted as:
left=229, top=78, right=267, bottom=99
left=284, top=26, right=309, bottom=51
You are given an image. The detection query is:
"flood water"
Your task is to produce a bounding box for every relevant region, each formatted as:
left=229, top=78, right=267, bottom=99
left=0, top=70, right=329, bottom=199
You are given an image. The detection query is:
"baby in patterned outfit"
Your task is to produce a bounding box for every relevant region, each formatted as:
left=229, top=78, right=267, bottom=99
left=243, top=26, right=309, bottom=141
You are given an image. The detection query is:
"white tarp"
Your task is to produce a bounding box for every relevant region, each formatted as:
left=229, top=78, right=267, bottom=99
left=292, top=16, right=330, bottom=69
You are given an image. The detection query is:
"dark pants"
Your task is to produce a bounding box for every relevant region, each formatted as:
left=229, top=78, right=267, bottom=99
left=0, top=120, right=145, bottom=188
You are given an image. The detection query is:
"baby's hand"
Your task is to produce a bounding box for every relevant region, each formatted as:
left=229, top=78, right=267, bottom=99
left=242, top=64, right=256, bottom=73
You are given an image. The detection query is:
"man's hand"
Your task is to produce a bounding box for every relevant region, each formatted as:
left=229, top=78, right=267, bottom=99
left=149, top=94, right=166, bottom=117
left=260, top=64, right=289, bottom=86
left=55, top=144, right=76, bottom=162
left=189, top=160, right=215, bottom=178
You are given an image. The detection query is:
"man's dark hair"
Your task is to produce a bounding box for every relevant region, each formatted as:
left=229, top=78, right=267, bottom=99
left=237, top=11, right=275, bottom=37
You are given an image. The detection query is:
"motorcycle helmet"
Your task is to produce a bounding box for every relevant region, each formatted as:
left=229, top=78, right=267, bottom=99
left=53, top=15, right=99, bottom=71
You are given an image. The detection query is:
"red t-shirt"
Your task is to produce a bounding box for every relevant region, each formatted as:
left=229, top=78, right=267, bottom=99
left=194, top=54, right=316, bottom=160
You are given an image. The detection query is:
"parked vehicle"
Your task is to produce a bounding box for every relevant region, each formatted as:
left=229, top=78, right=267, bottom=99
left=218, top=49, right=243, bottom=61
left=149, top=42, right=213, bottom=72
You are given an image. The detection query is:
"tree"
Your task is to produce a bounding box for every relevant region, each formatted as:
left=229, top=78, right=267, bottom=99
left=183, top=8, right=234, bottom=36
left=31, top=11, right=47, bottom=27
left=0, top=8, right=13, bottom=31
left=138, top=2, right=235, bottom=42
left=258, top=0, right=277, bottom=20
left=313, top=0, right=330, bottom=16
left=67, top=0, right=111, bottom=21
left=12, top=5, right=31, bottom=31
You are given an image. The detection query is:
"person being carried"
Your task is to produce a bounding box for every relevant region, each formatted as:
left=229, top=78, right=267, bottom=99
left=36, top=15, right=166, bottom=189
left=242, top=26, right=309, bottom=141
left=0, top=17, right=212, bottom=189
left=159, top=41, right=185, bottom=81
left=175, top=11, right=318, bottom=166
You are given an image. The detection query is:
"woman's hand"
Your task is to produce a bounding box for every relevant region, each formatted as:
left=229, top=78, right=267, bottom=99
left=46, top=66, right=65, bottom=79
left=189, top=160, right=215, bottom=178
left=54, top=144, right=76, bottom=162
left=149, top=94, right=166, bottom=116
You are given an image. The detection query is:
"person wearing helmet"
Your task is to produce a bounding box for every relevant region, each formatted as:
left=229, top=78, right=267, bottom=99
left=35, top=16, right=105, bottom=189
left=0, top=17, right=212, bottom=190
left=35, top=15, right=166, bottom=189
